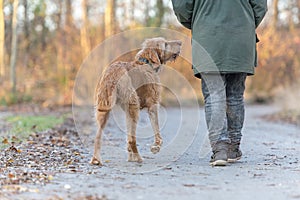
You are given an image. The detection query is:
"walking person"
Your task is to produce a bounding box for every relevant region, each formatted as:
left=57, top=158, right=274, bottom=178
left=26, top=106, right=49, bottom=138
left=171, top=0, right=268, bottom=166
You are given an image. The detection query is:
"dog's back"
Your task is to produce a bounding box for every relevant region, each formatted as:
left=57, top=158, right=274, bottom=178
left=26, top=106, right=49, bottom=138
left=95, top=61, right=147, bottom=112
left=95, top=62, right=128, bottom=112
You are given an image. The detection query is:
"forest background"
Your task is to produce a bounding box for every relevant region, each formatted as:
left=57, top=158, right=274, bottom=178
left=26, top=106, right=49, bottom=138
left=0, top=0, right=299, bottom=112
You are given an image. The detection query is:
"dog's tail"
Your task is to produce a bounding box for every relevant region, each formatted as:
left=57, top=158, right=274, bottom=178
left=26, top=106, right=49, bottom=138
left=95, top=83, right=117, bottom=112
left=95, top=64, right=125, bottom=112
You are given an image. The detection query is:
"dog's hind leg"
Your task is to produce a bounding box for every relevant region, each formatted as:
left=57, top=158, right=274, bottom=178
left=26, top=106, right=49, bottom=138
left=148, top=104, right=163, bottom=154
left=90, top=111, right=110, bottom=166
left=124, top=94, right=143, bottom=163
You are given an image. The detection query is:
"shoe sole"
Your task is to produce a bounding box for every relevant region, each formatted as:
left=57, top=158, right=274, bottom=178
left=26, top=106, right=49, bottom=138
left=227, top=157, right=242, bottom=163
left=210, top=160, right=227, bottom=166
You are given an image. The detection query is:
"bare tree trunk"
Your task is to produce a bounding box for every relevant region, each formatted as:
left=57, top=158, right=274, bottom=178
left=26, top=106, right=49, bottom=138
left=155, top=0, right=165, bottom=27
left=298, top=0, right=300, bottom=27
left=145, top=2, right=151, bottom=26
left=23, top=0, right=29, bottom=40
left=23, top=0, right=30, bottom=68
left=0, top=0, right=5, bottom=77
left=130, top=0, right=135, bottom=22
left=54, top=0, right=63, bottom=30
left=80, top=0, right=91, bottom=58
left=59, top=0, right=73, bottom=71
left=288, top=0, right=295, bottom=31
left=56, top=0, right=74, bottom=104
left=66, top=0, right=72, bottom=28
left=272, top=0, right=279, bottom=29
left=55, top=0, right=63, bottom=73
left=10, top=0, right=19, bottom=93
left=40, top=1, right=47, bottom=50
left=105, top=0, right=116, bottom=37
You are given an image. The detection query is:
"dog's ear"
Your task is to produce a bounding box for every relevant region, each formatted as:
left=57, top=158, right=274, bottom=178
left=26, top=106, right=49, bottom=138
left=156, top=40, right=166, bottom=64
left=150, top=38, right=166, bottom=64
left=147, top=48, right=162, bottom=66
left=135, top=47, right=161, bottom=67
left=135, top=38, right=169, bottom=67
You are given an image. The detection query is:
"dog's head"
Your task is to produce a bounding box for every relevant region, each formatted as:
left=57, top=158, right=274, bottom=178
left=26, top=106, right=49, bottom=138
left=135, top=37, right=182, bottom=70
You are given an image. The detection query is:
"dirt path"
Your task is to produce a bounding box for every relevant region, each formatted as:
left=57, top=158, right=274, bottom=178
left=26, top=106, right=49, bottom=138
left=1, top=105, right=300, bottom=200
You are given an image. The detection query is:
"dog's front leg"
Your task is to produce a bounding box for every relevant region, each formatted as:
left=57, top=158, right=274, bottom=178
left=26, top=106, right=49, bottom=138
left=148, top=104, right=163, bottom=154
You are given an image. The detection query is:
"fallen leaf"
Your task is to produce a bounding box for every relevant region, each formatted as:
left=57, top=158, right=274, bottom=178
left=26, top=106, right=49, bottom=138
left=73, top=151, right=80, bottom=156
left=8, top=145, right=18, bottom=152
left=262, top=142, right=274, bottom=146
left=183, top=184, right=196, bottom=187
left=3, top=185, right=28, bottom=192
left=2, top=138, right=9, bottom=144
left=12, top=136, right=18, bottom=141
left=8, top=173, right=15, bottom=178
left=48, top=175, right=54, bottom=181
left=253, top=173, right=264, bottom=177
left=66, top=160, right=73, bottom=165
left=28, top=188, right=39, bottom=193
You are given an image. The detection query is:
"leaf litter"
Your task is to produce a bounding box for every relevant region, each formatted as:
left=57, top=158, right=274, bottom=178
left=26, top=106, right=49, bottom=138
left=0, top=115, right=96, bottom=196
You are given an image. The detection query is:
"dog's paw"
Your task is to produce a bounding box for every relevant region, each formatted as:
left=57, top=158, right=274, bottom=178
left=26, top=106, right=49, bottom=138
left=150, top=145, right=161, bottom=154
left=128, top=153, right=143, bottom=163
left=90, top=157, right=103, bottom=166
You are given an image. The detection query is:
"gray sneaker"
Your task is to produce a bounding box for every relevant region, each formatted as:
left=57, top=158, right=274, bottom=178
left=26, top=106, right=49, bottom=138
left=227, top=143, right=242, bottom=163
left=210, top=142, right=228, bottom=166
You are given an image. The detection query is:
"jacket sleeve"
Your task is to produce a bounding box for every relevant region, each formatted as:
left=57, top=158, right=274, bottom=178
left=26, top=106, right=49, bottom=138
left=171, top=0, right=194, bottom=29
left=249, top=0, right=268, bottom=28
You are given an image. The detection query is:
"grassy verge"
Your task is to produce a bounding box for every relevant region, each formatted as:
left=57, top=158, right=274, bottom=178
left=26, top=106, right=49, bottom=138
left=1, top=115, right=64, bottom=149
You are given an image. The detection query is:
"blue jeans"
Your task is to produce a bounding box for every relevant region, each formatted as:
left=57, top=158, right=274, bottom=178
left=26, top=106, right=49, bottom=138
left=201, top=73, right=247, bottom=147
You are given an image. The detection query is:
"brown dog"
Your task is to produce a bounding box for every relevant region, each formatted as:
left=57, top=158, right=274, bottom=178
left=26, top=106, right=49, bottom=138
left=90, top=37, right=182, bottom=165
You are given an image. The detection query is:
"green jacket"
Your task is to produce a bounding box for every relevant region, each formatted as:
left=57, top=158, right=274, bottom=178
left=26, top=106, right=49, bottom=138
left=172, top=0, right=268, bottom=76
